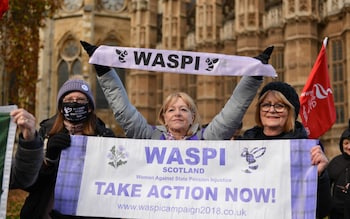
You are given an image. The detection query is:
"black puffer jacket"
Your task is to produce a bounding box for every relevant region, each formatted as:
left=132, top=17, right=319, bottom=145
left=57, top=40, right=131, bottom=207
left=20, top=115, right=117, bottom=219
left=240, top=121, right=331, bottom=218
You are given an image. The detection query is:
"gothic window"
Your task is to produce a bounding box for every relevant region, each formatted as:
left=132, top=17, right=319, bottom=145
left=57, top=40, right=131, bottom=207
left=187, top=75, right=197, bottom=102
left=156, top=73, right=163, bottom=114
left=57, top=38, right=81, bottom=93
left=299, top=0, right=307, bottom=11
left=265, top=0, right=282, bottom=10
left=99, top=0, right=125, bottom=12
left=239, top=14, right=244, bottom=28
left=222, top=0, right=234, bottom=22
left=157, top=13, right=163, bottom=43
left=206, top=5, right=214, bottom=39
left=61, top=39, right=80, bottom=61
left=206, top=5, right=213, bottom=26
left=248, top=13, right=255, bottom=26
left=311, top=0, right=316, bottom=12
left=186, top=0, right=195, bottom=33
left=72, top=59, right=81, bottom=75
left=62, top=0, right=83, bottom=12
left=57, top=60, right=69, bottom=90
left=331, top=39, right=346, bottom=124
left=271, top=47, right=284, bottom=82
left=288, top=0, right=295, bottom=13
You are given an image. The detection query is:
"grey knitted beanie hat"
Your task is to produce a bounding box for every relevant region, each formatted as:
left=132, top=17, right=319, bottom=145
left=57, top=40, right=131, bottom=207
left=57, top=79, right=95, bottom=110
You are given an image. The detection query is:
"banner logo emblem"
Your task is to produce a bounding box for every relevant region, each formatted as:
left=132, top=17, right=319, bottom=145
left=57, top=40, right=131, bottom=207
left=241, top=147, right=266, bottom=173
left=107, top=145, right=128, bottom=169
left=205, top=58, right=219, bottom=71
left=115, top=49, right=128, bottom=63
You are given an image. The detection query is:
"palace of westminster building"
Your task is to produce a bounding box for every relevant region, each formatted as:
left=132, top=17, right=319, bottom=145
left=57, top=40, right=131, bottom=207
left=3, top=0, right=350, bottom=159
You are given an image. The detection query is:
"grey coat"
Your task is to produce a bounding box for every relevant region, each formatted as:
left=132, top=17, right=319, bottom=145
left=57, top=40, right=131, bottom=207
left=10, top=133, right=43, bottom=189
left=98, top=69, right=262, bottom=140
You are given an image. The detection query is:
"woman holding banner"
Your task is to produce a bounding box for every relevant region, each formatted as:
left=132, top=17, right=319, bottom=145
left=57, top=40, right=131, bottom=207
left=18, top=78, right=118, bottom=219
left=81, top=41, right=273, bottom=141
left=239, top=81, right=331, bottom=218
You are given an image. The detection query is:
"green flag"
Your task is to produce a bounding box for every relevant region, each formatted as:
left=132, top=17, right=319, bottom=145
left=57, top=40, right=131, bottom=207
left=0, top=112, right=10, bottom=192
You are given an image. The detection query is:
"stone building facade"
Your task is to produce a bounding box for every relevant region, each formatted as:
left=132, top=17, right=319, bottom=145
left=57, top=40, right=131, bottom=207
left=32, top=0, right=350, bottom=159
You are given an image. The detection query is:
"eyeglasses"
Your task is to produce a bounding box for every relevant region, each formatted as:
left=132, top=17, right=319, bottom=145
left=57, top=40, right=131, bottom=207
left=260, top=103, right=286, bottom=113
left=62, top=98, right=89, bottom=104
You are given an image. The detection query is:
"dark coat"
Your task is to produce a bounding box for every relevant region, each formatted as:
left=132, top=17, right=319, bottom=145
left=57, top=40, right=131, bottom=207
left=241, top=121, right=308, bottom=139
left=10, top=133, right=43, bottom=190
left=20, top=116, right=117, bottom=219
left=328, top=154, right=350, bottom=219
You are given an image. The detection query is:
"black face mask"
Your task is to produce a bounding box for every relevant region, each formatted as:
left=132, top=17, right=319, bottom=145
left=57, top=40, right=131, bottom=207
left=62, top=102, right=89, bottom=123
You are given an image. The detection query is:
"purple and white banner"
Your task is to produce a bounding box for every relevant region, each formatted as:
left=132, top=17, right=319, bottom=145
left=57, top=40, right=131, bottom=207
left=55, top=137, right=317, bottom=219
left=89, top=46, right=277, bottom=77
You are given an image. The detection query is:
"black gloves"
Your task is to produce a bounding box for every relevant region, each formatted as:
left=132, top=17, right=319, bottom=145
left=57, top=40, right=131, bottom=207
left=80, top=40, right=97, bottom=57
left=254, top=46, right=274, bottom=64
left=251, top=46, right=274, bottom=80
left=46, top=133, right=71, bottom=161
left=80, top=40, right=110, bottom=77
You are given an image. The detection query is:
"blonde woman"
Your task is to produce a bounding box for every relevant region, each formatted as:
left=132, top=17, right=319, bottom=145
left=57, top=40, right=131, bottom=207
left=81, top=41, right=274, bottom=141
left=240, top=81, right=331, bottom=218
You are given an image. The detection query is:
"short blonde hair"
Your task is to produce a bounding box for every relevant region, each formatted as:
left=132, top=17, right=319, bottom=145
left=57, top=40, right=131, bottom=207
left=255, top=90, right=296, bottom=133
left=158, top=92, right=201, bottom=126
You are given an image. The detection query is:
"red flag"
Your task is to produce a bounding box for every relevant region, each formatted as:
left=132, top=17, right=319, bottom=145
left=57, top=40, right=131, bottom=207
left=299, top=37, right=336, bottom=139
left=0, top=0, right=8, bottom=19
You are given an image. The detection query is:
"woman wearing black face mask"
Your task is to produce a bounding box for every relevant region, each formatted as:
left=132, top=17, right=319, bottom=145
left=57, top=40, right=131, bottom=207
left=20, top=78, right=119, bottom=219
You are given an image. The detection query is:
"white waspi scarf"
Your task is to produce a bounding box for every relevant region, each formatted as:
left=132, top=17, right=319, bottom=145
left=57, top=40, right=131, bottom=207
left=89, top=46, right=277, bottom=77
